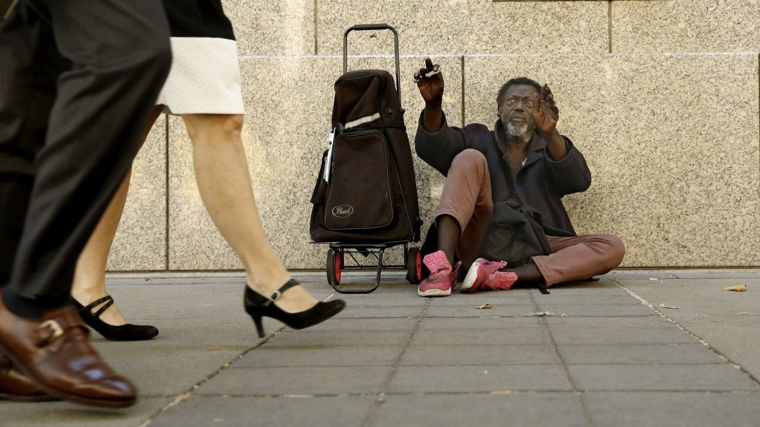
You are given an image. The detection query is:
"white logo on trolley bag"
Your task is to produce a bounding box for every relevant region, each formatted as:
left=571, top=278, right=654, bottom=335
left=332, top=205, right=354, bottom=218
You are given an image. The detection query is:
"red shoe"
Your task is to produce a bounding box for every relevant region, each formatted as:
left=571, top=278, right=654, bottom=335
left=461, top=258, right=518, bottom=293
left=417, top=251, right=460, bottom=297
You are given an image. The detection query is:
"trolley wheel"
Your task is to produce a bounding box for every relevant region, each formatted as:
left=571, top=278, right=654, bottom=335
left=327, top=249, right=342, bottom=287
left=406, top=247, right=422, bottom=284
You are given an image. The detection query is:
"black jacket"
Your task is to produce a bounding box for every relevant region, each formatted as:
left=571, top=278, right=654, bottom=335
left=415, top=112, right=591, bottom=236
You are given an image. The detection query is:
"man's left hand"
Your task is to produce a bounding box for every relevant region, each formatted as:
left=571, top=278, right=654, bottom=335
left=533, top=84, right=560, bottom=137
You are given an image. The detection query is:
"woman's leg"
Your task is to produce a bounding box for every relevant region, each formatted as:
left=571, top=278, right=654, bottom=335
left=181, top=113, right=318, bottom=314
left=71, top=106, right=164, bottom=325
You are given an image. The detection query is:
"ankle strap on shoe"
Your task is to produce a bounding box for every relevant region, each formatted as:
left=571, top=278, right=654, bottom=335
left=82, top=295, right=114, bottom=318
left=267, top=279, right=299, bottom=303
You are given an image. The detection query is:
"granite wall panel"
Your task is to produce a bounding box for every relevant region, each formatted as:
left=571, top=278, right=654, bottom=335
left=108, top=116, right=167, bottom=271
left=223, top=0, right=315, bottom=56
left=613, top=0, right=760, bottom=53
left=318, top=0, right=608, bottom=55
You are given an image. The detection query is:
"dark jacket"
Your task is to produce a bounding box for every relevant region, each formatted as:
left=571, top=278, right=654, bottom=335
left=415, top=112, right=591, bottom=236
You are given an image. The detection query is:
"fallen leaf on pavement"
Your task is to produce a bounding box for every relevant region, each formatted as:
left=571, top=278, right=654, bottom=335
left=724, top=284, right=747, bottom=292
left=526, top=311, right=554, bottom=317
left=477, top=303, right=493, bottom=309
left=659, top=304, right=679, bottom=310
left=207, top=346, right=218, bottom=351
left=561, top=313, right=567, bottom=317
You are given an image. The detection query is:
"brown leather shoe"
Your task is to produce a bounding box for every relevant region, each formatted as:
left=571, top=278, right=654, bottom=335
left=0, top=356, right=59, bottom=402
left=0, top=294, right=137, bottom=408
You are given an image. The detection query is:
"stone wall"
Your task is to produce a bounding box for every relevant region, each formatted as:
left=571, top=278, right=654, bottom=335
left=109, top=0, right=760, bottom=271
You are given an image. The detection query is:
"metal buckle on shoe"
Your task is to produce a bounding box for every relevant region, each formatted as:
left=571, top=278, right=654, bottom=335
left=39, top=320, right=64, bottom=343
left=269, top=290, right=282, bottom=302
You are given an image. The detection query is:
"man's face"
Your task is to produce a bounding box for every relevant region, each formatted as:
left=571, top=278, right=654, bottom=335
left=499, top=84, right=539, bottom=143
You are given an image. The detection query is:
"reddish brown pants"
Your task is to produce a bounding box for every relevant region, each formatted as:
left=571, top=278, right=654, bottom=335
left=436, top=149, right=625, bottom=286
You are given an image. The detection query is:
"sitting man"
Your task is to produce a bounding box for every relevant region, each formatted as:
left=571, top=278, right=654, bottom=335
left=414, top=58, right=625, bottom=297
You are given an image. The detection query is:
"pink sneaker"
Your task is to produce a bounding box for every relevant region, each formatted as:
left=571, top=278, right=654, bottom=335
left=461, top=258, right=518, bottom=293
left=417, top=251, right=460, bottom=297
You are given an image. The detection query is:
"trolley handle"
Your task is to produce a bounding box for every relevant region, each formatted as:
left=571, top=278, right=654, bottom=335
left=343, top=24, right=401, bottom=105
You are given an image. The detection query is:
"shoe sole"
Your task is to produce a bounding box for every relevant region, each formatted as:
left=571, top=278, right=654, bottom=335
left=0, top=343, right=137, bottom=408
left=461, top=260, right=486, bottom=293
left=0, top=392, right=60, bottom=402
left=417, top=288, right=452, bottom=297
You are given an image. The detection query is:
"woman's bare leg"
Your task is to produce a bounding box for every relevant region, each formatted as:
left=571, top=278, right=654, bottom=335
left=182, top=113, right=318, bottom=314
left=71, top=106, right=164, bottom=325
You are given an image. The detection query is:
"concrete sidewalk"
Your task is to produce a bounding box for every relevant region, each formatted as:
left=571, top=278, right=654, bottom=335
left=3, top=270, right=759, bottom=427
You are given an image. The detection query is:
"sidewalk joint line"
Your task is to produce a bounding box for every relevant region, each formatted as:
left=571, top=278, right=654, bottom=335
left=179, top=389, right=760, bottom=399
left=139, top=289, right=341, bottom=426
left=529, top=290, right=596, bottom=427
left=361, top=298, right=431, bottom=427
left=611, top=279, right=760, bottom=387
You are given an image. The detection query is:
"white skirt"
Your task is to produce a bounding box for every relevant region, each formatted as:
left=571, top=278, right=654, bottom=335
left=156, top=37, right=245, bottom=115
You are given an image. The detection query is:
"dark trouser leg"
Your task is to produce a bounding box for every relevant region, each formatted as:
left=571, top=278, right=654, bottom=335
left=435, top=149, right=493, bottom=268
left=1, top=0, right=172, bottom=317
left=0, top=8, right=60, bottom=288
left=530, top=234, right=626, bottom=287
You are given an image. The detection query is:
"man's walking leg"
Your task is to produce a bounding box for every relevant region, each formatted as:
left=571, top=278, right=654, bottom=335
left=0, top=0, right=171, bottom=407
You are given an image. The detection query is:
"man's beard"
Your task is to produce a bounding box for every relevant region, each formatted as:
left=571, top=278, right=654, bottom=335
left=502, top=112, right=535, bottom=143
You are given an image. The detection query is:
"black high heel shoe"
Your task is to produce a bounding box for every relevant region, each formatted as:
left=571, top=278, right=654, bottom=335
left=244, top=279, right=346, bottom=338
left=75, top=295, right=159, bottom=341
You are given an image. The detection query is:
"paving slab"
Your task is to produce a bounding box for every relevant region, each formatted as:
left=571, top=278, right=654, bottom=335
left=602, top=270, right=678, bottom=279
left=583, top=391, right=760, bottom=427
left=235, top=346, right=404, bottom=367
left=264, top=330, right=411, bottom=347
left=0, top=397, right=171, bottom=427
left=100, top=347, right=244, bottom=398
left=417, top=317, right=542, bottom=330
left=370, top=393, right=587, bottom=427
left=196, top=366, right=392, bottom=396
left=149, top=396, right=375, bottom=427
left=400, top=345, right=560, bottom=366
left=549, top=327, right=699, bottom=345
left=617, top=279, right=760, bottom=379
left=425, top=304, right=538, bottom=318
left=557, top=343, right=724, bottom=365
left=410, top=328, right=549, bottom=346
left=98, top=317, right=265, bottom=348
left=569, top=364, right=760, bottom=391
left=104, top=282, right=258, bottom=321
left=664, top=270, right=760, bottom=280
left=527, top=294, right=642, bottom=305
left=387, top=365, right=573, bottom=393
left=529, top=279, right=628, bottom=296
left=544, top=316, right=670, bottom=328
left=333, top=305, right=423, bottom=319
left=282, top=317, right=418, bottom=332
left=326, top=294, right=424, bottom=306
left=429, top=292, right=535, bottom=306
left=535, top=304, right=653, bottom=317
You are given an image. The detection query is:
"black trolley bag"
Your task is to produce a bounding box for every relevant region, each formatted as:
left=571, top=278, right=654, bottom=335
left=310, top=24, right=422, bottom=293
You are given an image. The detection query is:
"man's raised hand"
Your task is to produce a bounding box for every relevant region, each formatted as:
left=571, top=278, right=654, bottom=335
left=415, top=58, right=444, bottom=105
left=533, top=83, right=560, bottom=137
